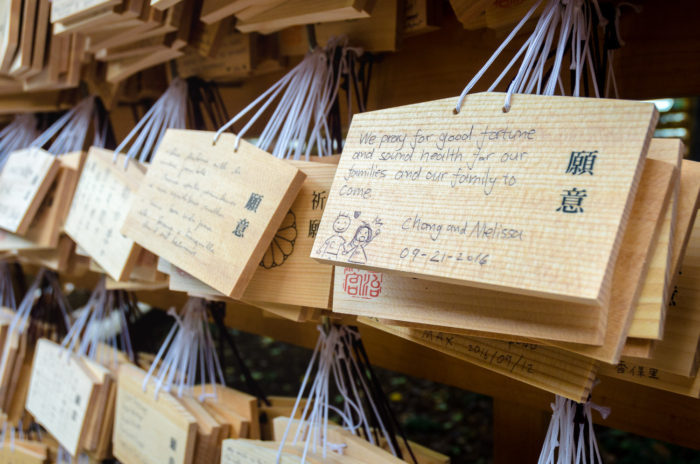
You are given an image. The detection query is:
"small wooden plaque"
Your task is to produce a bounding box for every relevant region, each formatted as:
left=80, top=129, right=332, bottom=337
left=360, top=317, right=597, bottom=403
left=311, top=93, right=657, bottom=306
left=543, top=157, right=676, bottom=363
left=64, top=148, right=145, bottom=281
left=628, top=139, right=683, bottom=339
left=113, top=364, right=198, bottom=464
left=122, top=130, right=306, bottom=299
left=25, top=339, right=99, bottom=456
left=242, top=160, right=336, bottom=309
left=50, top=0, right=122, bottom=24
left=0, top=147, right=60, bottom=235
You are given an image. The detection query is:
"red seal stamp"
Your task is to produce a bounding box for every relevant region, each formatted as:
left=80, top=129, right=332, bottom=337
left=342, top=268, right=383, bottom=299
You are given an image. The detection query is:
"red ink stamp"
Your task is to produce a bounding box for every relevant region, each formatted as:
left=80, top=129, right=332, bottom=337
left=343, top=268, right=383, bottom=299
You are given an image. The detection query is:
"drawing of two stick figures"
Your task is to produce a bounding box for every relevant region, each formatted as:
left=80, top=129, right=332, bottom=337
left=317, top=213, right=381, bottom=264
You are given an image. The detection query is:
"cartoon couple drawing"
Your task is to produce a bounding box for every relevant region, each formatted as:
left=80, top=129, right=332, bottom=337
left=317, top=213, right=379, bottom=265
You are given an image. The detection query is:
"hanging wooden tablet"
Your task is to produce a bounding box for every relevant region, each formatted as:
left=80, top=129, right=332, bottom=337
left=175, top=32, right=253, bottom=81
left=623, top=160, right=700, bottom=357
left=50, top=0, right=122, bottom=24
left=0, top=331, right=21, bottom=409
left=199, top=0, right=280, bottom=24
left=192, top=384, right=260, bottom=440
left=5, top=336, right=32, bottom=423
left=600, top=359, right=700, bottom=398
left=0, top=148, right=60, bottom=235
left=64, top=148, right=145, bottom=281
left=8, top=0, right=38, bottom=76
left=623, top=225, right=700, bottom=377
left=360, top=317, right=597, bottom=403
left=311, top=93, right=658, bottom=306
left=167, top=162, right=335, bottom=307
left=0, top=229, right=49, bottom=251
left=236, top=0, right=374, bottom=34
left=113, top=363, right=198, bottom=464
left=276, top=0, right=401, bottom=53
left=178, top=396, right=225, bottom=464
left=25, top=339, right=100, bottom=456
left=628, top=139, right=684, bottom=339
left=404, top=0, right=441, bottom=37
left=242, top=160, right=335, bottom=309
left=151, top=0, right=183, bottom=10
left=0, top=439, right=48, bottom=463
left=333, top=157, right=674, bottom=346
left=0, top=0, right=22, bottom=73
left=25, top=0, right=50, bottom=79
left=450, top=0, right=540, bottom=30
left=164, top=260, right=224, bottom=298
left=668, top=159, right=700, bottom=284
left=106, top=44, right=183, bottom=84
left=23, top=151, right=87, bottom=249
left=122, top=130, right=306, bottom=299
left=541, top=157, right=675, bottom=363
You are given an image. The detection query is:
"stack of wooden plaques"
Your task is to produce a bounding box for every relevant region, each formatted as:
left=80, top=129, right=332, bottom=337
left=51, top=0, right=194, bottom=83
left=112, top=360, right=264, bottom=464
left=199, top=0, right=374, bottom=34
left=25, top=339, right=118, bottom=459
left=307, top=92, right=700, bottom=402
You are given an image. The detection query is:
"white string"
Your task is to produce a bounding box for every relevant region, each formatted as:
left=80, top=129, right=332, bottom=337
left=538, top=394, right=609, bottom=464
left=31, top=97, right=96, bottom=155
left=113, top=78, right=187, bottom=168
left=214, top=37, right=362, bottom=159
left=454, top=0, right=544, bottom=113
left=456, top=0, right=618, bottom=113
left=276, top=325, right=400, bottom=464
left=142, top=298, right=225, bottom=401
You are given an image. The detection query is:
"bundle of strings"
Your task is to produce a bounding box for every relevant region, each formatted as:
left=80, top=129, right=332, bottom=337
left=0, top=115, right=39, bottom=169
left=61, top=277, right=140, bottom=367
left=538, top=395, right=610, bottom=464
left=214, top=36, right=366, bottom=159
left=114, top=77, right=188, bottom=167
left=8, top=269, right=71, bottom=345
left=277, top=324, right=415, bottom=464
left=455, top=0, right=623, bottom=114
left=143, top=298, right=225, bottom=401
left=30, top=96, right=99, bottom=155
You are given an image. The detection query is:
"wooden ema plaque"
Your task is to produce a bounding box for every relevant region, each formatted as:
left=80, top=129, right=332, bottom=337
left=113, top=363, right=197, bottom=464
left=242, top=160, right=336, bottom=309
left=537, top=158, right=675, bottom=363
left=311, top=93, right=658, bottom=306
left=0, top=438, right=48, bottom=464
left=332, top=157, right=675, bottom=346
left=600, top=361, right=700, bottom=399
left=122, top=130, right=306, bottom=299
left=623, top=159, right=700, bottom=358
left=628, top=139, right=684, bottom=339
left=623, top=221, right=700, bottom=377
left=25, top=339, right=99, bottom=456
left=164, top=159, right=336, bottom=309
left=0, top=148, right=60, bottom=235
left=360, top=317, right=597, bottom=403
left=64, top=148, right=145, bottom=281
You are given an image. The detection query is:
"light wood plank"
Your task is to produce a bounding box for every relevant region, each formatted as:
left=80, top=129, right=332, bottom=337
left=311, top=93, right=657, bottom=306
left=122, top=130, right=306, bottom=299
